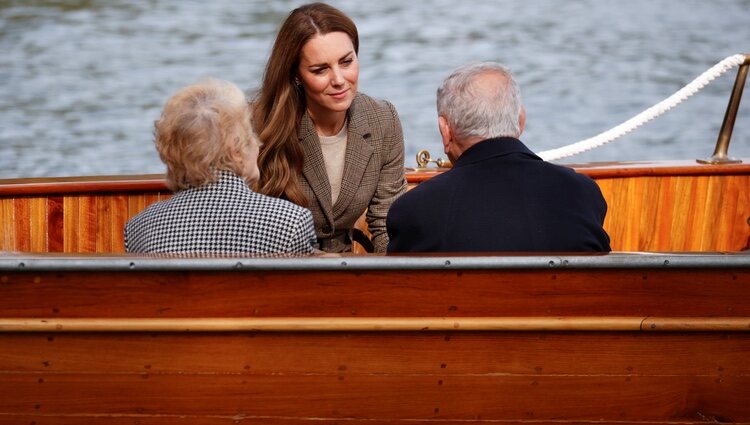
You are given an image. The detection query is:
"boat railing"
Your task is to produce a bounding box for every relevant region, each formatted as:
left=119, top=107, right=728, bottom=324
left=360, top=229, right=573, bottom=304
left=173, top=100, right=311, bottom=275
left=699, top=53, right=750, bottom=164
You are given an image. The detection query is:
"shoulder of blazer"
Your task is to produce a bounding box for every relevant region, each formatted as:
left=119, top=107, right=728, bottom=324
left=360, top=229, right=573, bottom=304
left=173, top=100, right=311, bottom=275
left=348, top=92, right=398, bottom=139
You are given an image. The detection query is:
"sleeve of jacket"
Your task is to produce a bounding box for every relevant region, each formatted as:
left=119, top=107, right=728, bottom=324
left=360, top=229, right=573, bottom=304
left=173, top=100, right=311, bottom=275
left=287, top=208, right=317, bottom=254
left=366, top=100, right=407, bottom=252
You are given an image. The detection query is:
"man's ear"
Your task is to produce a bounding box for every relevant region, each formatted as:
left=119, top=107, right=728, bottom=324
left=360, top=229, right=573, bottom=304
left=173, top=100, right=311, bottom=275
left=518, top=107, right=526, bottom=136
left=438, top=116, right=452, bottom=153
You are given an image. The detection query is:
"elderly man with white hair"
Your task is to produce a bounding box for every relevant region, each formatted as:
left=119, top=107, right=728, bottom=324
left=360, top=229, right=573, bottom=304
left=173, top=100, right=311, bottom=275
left=386, top=62, right=611, bottom=253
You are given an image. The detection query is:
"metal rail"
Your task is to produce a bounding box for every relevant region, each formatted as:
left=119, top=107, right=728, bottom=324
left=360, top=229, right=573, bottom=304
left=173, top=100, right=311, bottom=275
left=699, top=53, right=750, bottom=164
left=0, top=252, right=748, bottom=272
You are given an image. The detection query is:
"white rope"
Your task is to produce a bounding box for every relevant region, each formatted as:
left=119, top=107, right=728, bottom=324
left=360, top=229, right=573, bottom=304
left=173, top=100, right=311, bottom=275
left=538, top=54, right=747, bottom=162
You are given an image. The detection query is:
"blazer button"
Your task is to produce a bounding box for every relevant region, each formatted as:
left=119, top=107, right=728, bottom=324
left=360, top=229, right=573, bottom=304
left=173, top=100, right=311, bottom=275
left=322, top=225, right=332, bottom=234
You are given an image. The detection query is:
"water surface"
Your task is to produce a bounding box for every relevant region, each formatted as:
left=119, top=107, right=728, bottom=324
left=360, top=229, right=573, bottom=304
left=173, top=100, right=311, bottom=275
left=1, top=0, right=748, bottom=177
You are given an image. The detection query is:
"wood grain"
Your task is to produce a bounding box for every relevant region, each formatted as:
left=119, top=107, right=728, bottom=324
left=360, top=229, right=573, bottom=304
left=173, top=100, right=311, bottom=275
left=1, top=332, right=748, bottom=376
left=0, top=162, right=748, bottom=253
left=109, top=194, right=128, bottom=252
left=47, top=196, right=64, bottom=252
left=0, top=418, right=719, bottom=425
left=63, top=195, right=80, bottom=253
left=28, top=196, right=47, bottom=252
left=95, top=194, right=112, bottom=251
left=12, top=198, right=30, bottom=252
left=1, top=373, right=747, bottom=421
left=0, top=197, right=14, bottom=251
left=77, top=195, right=97, bottom=253
left=596, top=174, right=750, bottom=251
left=0, top=268, right=748, bottom=318
left=0, top=259, right=747, bottom=423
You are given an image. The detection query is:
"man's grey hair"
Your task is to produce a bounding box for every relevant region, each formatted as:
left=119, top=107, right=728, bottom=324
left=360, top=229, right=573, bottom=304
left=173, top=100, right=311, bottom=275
left=436, top=62, right=523, bottom=141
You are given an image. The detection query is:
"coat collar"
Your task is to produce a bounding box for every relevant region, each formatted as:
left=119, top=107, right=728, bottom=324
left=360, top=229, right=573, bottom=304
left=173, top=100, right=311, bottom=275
left=298, top=94, right=374, bottom=222
left=454, top=137, right=541, bottom=168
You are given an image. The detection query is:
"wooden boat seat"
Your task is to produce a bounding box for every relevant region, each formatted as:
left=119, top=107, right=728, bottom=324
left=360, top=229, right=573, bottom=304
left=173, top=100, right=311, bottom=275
left=0, top=253, right=749, bottom=424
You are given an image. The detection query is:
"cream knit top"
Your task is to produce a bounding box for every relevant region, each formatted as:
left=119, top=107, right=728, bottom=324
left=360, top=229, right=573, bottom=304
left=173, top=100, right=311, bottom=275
left=318, top=123, right=348, bottom=205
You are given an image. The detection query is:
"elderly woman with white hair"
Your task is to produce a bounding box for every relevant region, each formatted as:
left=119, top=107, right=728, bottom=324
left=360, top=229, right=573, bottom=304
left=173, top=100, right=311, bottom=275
left=125, top=79, right=316, bottom=254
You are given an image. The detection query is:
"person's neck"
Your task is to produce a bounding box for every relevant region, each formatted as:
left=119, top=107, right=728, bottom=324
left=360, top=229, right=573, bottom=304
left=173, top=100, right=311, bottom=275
left=308, top=108, right=347, bottom=137
left=452, top=135, right=486, bottom=160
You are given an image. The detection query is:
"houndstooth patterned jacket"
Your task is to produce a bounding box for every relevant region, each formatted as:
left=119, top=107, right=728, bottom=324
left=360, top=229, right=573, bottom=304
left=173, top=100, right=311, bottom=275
left=125, top=170, right=316, bottom=254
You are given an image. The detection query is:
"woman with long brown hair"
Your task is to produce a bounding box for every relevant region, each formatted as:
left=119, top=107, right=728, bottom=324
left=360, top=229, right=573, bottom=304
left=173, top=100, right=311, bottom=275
left=252, top=2, right=406, bottom=253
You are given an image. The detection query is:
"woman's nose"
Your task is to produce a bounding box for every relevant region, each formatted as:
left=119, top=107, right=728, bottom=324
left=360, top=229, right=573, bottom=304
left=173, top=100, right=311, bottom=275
left=330, top=67, right=345, bottom=86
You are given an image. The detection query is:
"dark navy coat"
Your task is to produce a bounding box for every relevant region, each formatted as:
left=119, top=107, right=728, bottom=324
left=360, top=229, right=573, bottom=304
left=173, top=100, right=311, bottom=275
left=386, top=137, right=611, bottom=253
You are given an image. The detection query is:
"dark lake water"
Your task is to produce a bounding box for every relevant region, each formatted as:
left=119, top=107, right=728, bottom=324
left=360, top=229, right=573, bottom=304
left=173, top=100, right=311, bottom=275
left=1, top=0, right=749, bottom=178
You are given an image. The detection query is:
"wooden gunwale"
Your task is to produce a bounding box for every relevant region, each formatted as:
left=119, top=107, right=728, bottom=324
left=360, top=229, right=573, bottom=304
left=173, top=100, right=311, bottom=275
left=561, top=159, right=750, bottom=179
left=2, top=159, right=749, bottom=195
left=0, top=174, right=166, bottom=196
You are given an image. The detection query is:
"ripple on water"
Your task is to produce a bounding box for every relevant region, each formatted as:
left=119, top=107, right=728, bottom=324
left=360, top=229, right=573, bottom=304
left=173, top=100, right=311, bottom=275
left=0, top=0, right=748, bottom=177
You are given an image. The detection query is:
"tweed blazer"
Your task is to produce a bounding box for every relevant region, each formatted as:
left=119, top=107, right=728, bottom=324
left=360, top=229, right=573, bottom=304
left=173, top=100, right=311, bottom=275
left=387, top=138, right=611, bottom=253
left=298, top=92, right=407, bottom=253
left=125, top=171, right=316, bottom=254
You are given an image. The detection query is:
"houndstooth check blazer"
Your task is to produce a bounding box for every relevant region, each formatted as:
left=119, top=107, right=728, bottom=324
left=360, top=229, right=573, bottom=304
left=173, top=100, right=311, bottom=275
left=298, top=92, right=407, bottom=253
left=125, top=170, right=316, bottom=254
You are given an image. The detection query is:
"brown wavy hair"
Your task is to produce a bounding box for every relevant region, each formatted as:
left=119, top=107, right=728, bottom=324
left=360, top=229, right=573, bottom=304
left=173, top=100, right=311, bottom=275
left=252, top=2, right=359, bottom=206
left=155, top=79, right=254, bottom=191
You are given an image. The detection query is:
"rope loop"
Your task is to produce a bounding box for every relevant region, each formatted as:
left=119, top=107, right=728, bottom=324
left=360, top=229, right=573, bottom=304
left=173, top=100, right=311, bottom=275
left=538, top=54, right=747, bottom=162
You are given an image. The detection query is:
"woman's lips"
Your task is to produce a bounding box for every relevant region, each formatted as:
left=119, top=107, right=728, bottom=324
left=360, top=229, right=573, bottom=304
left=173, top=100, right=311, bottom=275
left=329, top=89, right=349, bottom=100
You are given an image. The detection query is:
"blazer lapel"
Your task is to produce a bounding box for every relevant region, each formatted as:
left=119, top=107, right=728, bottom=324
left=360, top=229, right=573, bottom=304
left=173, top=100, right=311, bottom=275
left=299, top=113, right=335, bottom=225
left=333, top=98, right=374, bottom=218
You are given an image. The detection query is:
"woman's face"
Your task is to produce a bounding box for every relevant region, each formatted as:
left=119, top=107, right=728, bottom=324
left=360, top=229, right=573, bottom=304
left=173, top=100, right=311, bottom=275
left=298, top=31, right=359, bottom=120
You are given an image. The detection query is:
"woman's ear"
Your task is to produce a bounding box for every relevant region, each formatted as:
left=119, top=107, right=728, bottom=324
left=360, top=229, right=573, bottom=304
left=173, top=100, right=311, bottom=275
left=230, top=137, right=244, bottom=163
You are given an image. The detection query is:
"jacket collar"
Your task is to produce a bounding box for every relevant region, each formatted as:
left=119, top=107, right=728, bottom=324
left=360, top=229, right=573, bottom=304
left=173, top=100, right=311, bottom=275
left=454, top=137, right=541, bottom=168
left=298, top=94, right=374, bottom=221
left=179, top=169, right=248, bottom=193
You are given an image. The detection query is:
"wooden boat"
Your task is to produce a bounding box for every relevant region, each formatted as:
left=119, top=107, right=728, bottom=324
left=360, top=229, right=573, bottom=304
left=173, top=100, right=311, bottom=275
left=0, top=55, right=748, bottom=424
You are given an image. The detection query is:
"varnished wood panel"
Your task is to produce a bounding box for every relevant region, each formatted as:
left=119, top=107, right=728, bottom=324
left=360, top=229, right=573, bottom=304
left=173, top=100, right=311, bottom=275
left=596, top=174, right=750, bottom=251
left=47, top=197, right=64, bottom=252
left=1, top=190, right=170, bottom=254
left=12, top=198, right=30, bottom=252
left=0, top=259, right=747, bottom=423
left=0, top=419, right=714, bottom=425
left=127, top=193, right=148, bottom=222
left=1, top=373, right=747, bottom=421
left=0, top=197, right=14, bottom=250
left=62, top=195, right=80, bottom=253
left=0, top=269, right=747, bottom=318
left=77, top=195, right=97, bottom=253
left=29, top=196, right=47, bottom=252
left=1, top=333, right=748, bottom=377
left=95, top=195, right=112, bottom=252
left=0, top=166, right=748, bottom=253
left=109, top=194, right=128, bottom=252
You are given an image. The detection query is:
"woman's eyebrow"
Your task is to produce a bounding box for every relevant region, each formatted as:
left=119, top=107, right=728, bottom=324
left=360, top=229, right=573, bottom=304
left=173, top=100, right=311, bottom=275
left=306, top=51, right=355, bottom=68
